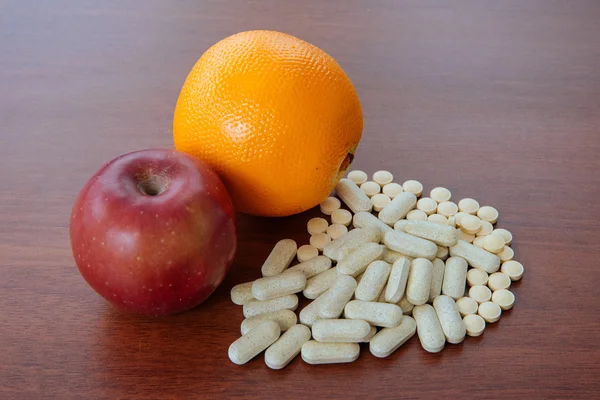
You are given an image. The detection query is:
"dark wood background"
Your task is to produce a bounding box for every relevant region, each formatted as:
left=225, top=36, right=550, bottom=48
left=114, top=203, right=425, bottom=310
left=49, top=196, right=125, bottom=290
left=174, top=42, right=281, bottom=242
left=2, top=0, right=600, bottom=398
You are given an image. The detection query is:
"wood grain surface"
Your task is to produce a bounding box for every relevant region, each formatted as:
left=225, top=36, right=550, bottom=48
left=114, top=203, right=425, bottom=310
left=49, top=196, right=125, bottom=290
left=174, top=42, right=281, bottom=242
left=2, top=0, right=600, bottom=398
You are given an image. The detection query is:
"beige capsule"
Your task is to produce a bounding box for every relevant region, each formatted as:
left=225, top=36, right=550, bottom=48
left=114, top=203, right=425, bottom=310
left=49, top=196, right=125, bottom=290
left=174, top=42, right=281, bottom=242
left=433, top=295, right=466, bottom=344
left=398, top=296, right=415, bottom=315
left=344, top=300, right=403, bottom=328
left=406, top=258, right=433, bottom=305
left=385, top=257, right=411, bottom=303
left=413, top=304, right=445, bottom=353
left=353, top=211, right=394, bottom=234
left=303, top=268, right=339, bottom=299
left=403, top=220, right=459, bottom=247
left=450, top=240, right=501, bottom=273
left=379, top=191, right=417, bottom=226
left=428, top=258, right=445, bottom=303
left=241, top=309, right=298, bottom=335
left=384, top=230, right=438, bottom=260
left=355, top=260, right=391, bottom=302
left=441, top=256, right=468, bottom=300
left=369, top=315, right=417, bottom=358
left=252, top=270, right=307, bottom=301
left=301, top=341, right=360, bottom=365
left=336, top=242, right=385, bottom=277
left=323, top=227, right=381, bottom=262
left=317, top=274, right=358, bottom=319
left=287, top=255, right=332, bottom=279
left=363, top=326, right=378, bottom=342
left=243, top=295, right=299, bottom=318
left=228, top=320, right=281, bottom=365
left=335, top=178, right=373, bottom=213
left=231, top=281, right=254, bottom=305
left=436, top=245, right=449, bottom=260
left=264, top=324, right=311, bottom=370
left=261, top=239, right=297, bottom=277
left=382, top=248, right=413, bottom=264
left=312, top=319, right=372, bottom=343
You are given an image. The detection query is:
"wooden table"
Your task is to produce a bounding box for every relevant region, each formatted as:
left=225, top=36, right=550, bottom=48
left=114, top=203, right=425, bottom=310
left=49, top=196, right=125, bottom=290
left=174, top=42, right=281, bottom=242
left=2, top=0, right=600, bottom=398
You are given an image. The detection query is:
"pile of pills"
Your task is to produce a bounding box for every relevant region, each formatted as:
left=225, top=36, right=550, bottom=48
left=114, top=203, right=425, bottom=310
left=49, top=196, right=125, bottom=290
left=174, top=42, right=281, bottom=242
left=228, top=170, right=524, bottom=369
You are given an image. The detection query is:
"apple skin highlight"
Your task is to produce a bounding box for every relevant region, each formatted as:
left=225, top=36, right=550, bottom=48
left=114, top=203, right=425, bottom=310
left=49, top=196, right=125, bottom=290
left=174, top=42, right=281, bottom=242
left=70, top=148, right=237, bottom=316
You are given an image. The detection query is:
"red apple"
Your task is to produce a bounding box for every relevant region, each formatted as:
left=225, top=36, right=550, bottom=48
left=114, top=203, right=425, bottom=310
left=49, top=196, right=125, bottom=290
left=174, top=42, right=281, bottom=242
left=70, top=148, right=236, bottom=316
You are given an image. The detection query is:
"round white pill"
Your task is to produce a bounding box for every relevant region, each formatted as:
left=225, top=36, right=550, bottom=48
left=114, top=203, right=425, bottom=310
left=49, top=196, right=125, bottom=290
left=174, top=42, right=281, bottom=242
left=501, top=261, right=524, bottom=281
left=492, top=228, right=513, bottom=245
left=454, top=211, right=468, bottom=227
left=307, top=217, right=329, bottom=236
left=320, top=197, right=341, bottom=215
left=483, top=234, right=505, bottom=253
left=406, top=209, right=428, bottom=221
left=492, top=289, right=515, bottom=310
left=360, top=181, right=381, bottom=197
left=436, top=245, right=449, bottom=260
left=437, top=201, right=458, bottom=217
left=298, top=245, right=320, bottom=263
left=416, top=197, right=438, bottom=215
left=473, top=236, right=486, bottom=248
left=463, top=314, right=486, bottom=337
left=430, top=187, right=451, bottom=203
left=347, top=170, right=368, bottom=185
left=467, top=268, right=489, bottom=286
left=456, top=297, right=478, bottom=317
left=373, top=170, right=394, bottom=186
left=460, top=215, right=482, bottom=234
left=477, top=206, right=499, bottom=224
left=310, top=233, right=331, bottom=251
left=497, top=246, right=514, bottom=261
left=469, top=285, right=492, bottom=303
left=458, top=198, right=480, bottom=214
left=402, top=180, right=423, bottom=197
left=476, top=220, right=494, bottom=236
left=382, top=183, right=403, bottom=199
left=371, top=193, right=391, bottom=212
left=457, top=230, right=475, bottom=243
left=331, top=209, right=352, bottom=227
left=466, top=271, right=488, bottom=289
left=488, top=272, right=511, bottom=291
left=427, top=214, right=448, bottom=225
left=478, top=301, right=502, bottom=323
left=326, top=224, right=348, bottom=240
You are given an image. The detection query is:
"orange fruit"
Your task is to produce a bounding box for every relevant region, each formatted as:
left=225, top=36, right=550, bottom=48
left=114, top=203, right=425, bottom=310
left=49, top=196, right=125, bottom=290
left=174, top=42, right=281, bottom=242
left=173, top=30, right=363, bottom=216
